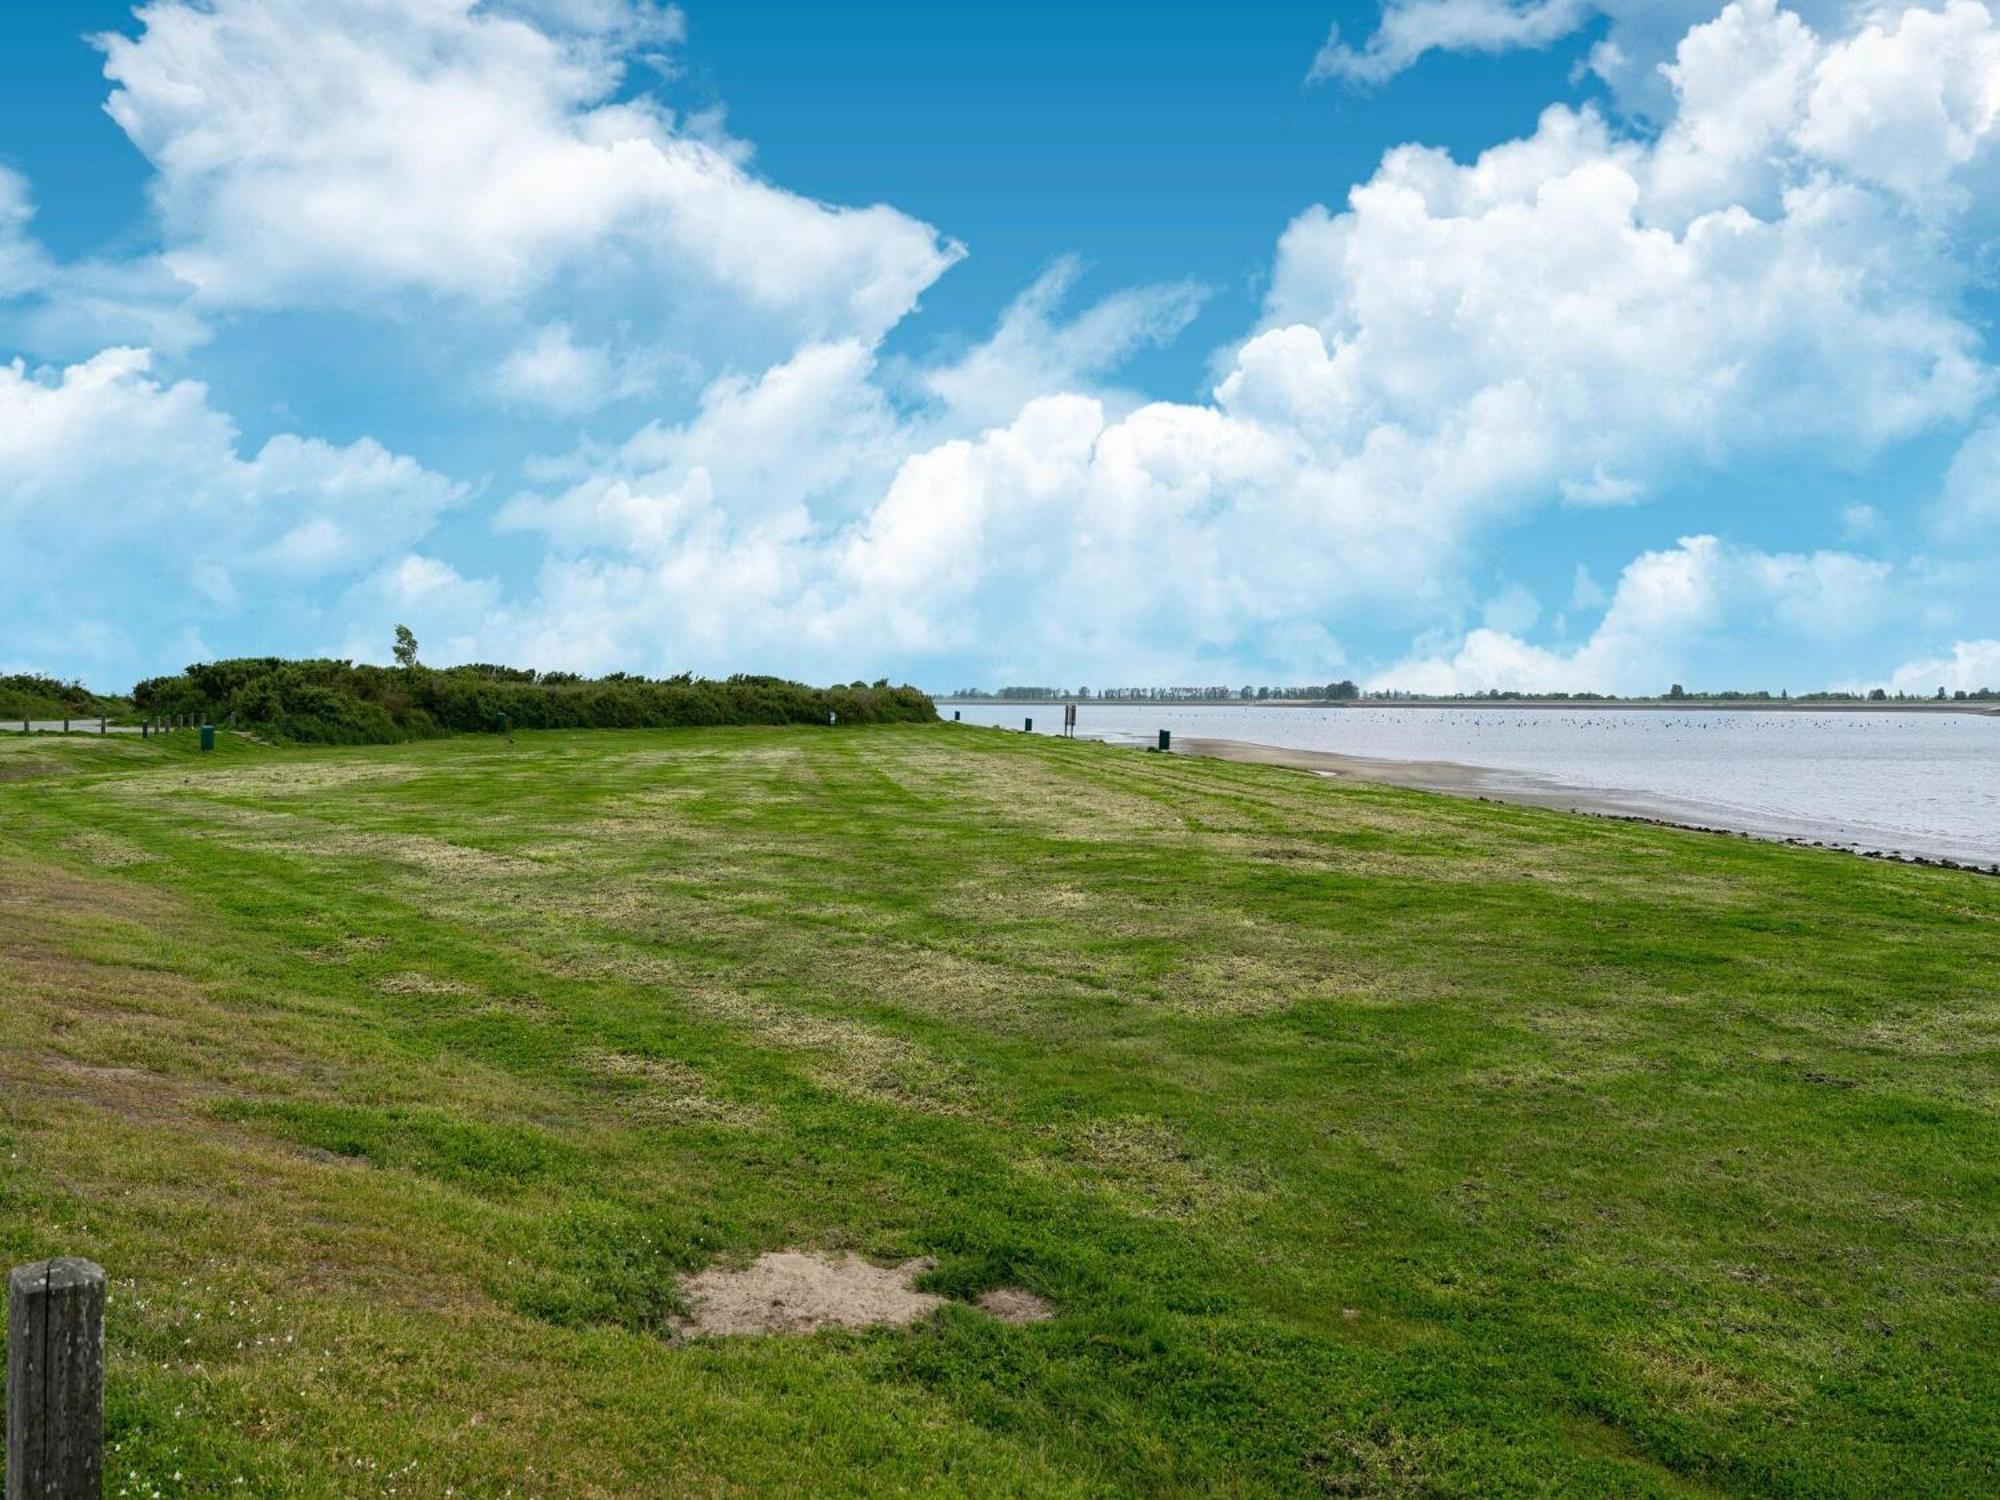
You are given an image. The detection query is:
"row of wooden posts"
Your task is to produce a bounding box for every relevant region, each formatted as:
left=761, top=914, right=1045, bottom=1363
left=6, top=1259, right=104, bottom=1500
left=13, top=716, right=199, bottom=736
left=139, top=716, right=200, bottom=737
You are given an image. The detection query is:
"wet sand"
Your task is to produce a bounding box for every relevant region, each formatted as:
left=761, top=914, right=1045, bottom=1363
left=1174, top=737, right=2000, bottom=874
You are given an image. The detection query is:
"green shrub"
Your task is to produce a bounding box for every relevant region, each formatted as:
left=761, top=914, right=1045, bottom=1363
left=131, top=658, right=936, bottom=743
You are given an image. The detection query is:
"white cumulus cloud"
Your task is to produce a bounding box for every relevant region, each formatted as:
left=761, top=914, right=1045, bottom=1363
left=1310, top=0, right=1598, bottom=87
left=1888, top=638, right=2000, bottom=694
left=1308, top=0, right=1854, bottom=104
left=0, top=348, right=464, bottom=681
left=1376, top=536, right=1894, bottom=694
left=95, top=0, right=962, bottom=361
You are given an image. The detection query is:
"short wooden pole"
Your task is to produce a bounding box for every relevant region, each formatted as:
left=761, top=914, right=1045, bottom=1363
left=6, top=1258, right=105, bottom=1500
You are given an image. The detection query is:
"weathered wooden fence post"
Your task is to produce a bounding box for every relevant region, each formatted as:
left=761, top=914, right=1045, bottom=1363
left=6, top=1258, right=105, bottom=1500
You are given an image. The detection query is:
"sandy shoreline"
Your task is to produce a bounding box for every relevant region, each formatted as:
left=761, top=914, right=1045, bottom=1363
left=1172, top=736, right=2000, bottom=874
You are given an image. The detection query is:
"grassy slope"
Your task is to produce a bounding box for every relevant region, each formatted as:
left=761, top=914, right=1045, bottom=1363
left=1, top=724, right=1996, bottom=1498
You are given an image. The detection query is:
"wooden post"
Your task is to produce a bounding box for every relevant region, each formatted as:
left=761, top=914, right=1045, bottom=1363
left=7, top=1258, right=105, bottom=1500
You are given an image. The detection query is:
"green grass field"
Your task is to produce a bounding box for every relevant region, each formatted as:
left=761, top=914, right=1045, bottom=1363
left=2, top=724, right=1996, bottom=1496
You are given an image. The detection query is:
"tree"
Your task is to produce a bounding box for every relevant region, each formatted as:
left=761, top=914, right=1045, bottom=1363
left=392, top=624, right=420, bottom=670
left=1667, top=683, right=1686, bottom=699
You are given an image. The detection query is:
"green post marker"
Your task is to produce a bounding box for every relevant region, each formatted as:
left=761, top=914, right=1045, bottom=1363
left=1025, top=717, right=1033, bottom=732
left=1158, top=729, right=1171, bottom=752
left=496, top=711, right=509, bottom=734
left=199, top=724, right=215, bottom=753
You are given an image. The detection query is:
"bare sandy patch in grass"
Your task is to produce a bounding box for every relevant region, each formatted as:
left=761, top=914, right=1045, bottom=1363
left=671, top=1251, right=1056, bottom=1336
left=672, top=1251, right=944, bottom=1336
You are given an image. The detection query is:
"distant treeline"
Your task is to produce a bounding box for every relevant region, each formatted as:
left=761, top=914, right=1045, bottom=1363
left=0, top=673, right=127, bottom=721
left=947, top=683, right=1997, bottom=705
left=133, top=658, right=936, bottom=744
left=1367, top=686, right=2000, bottom=704
left=949, top=683, right=1362, bottom=702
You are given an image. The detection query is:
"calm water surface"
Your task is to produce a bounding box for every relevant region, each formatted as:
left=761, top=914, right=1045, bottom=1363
left=945, top=703, right=2000, bottom=867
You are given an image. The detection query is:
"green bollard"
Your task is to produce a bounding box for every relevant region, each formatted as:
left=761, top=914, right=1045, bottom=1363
left=495, top=711, right=509, bottom=734
left=1157, top=729, right=1171, bottom=752
left=199, top=724, right=215, bottom=753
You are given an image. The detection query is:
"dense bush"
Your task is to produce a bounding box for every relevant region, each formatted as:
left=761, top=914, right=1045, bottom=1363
left=130, top=659, right=936, bottom=744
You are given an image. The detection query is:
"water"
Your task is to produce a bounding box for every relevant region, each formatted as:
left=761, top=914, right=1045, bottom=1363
left=944, top=702, right=2000, bottom=867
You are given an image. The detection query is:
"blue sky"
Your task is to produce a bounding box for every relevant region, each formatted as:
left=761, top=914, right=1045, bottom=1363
left=1, top=0, right=1996, bottom=695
